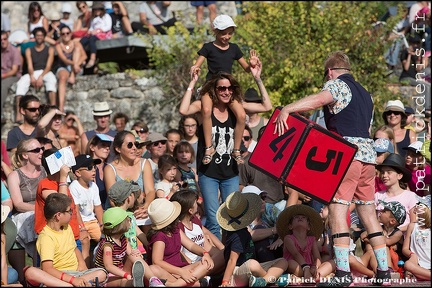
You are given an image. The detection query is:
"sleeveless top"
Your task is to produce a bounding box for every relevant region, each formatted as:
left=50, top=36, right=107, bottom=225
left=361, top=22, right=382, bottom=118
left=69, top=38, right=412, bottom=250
left=95, top=235, right=128, bottom=269
left=15, top=167, right=47, bottom=209
left=107, top=158, right=146, bottom=190
left=58, top=46, right=73, bottom=68
left=323, top=74, right=372, bottom=138
left=396, top=129, right=410, bottom=158
left=178, top=166, right=198, bottom=192
left=283, top=234, right=315, bottom=265
left=30, top=45, right=49, bottom=71
left=198, top=108, right=239, bottom=179
left=95, top=163, right=108, bottom=207
left=29, top=16, right=45, bottom=37
left=249, top=117, right=265, bottom=140
left=409, top=223, right=431, bottom=269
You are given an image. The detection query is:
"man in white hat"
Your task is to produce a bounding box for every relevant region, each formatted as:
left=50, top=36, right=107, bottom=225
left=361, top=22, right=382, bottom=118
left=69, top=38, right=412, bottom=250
left=60, top=3, right=74, bottom=31
left=80, top=101, right=117, bottom=153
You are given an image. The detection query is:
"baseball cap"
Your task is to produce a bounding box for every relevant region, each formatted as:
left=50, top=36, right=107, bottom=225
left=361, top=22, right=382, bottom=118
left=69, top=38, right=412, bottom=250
left=374, top=138, right=394, bottom=153
left=108, top=180, right=142, bottom=204
left=213, top=15, right=237, bottom=30
left=405, top=106, right=415, bottom=115
left=402, top=141, right=424, bottom=156
left=103, top=207, right=133, bottom=229
left=72, top=154, right=102, bottom=173
left=241, top=185, right=267, bottom=196
left=62, top=3, right=72, bottom=13
left=378, top=200, right=406, bottom=225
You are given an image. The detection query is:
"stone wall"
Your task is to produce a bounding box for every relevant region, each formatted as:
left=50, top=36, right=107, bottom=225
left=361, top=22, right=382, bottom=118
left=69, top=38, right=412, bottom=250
left=1, top=71, right=183, bottom=143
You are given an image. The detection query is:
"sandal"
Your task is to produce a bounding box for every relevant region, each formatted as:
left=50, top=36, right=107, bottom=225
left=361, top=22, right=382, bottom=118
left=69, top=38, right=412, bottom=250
left=202, top=145, right=215, bottom=165
left=231, top=149, right=244, bottom=165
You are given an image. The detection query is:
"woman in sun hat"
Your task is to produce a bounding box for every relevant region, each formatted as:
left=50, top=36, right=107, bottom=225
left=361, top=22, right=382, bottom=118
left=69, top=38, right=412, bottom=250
left=146, top=198, right=214, bottom=287
left=382, top=99, right=416, bottom=157
left=375, top=153, right=417, bottom=232
left=276, top=204, right=324, bottom=281
left=403, top=141, right=431, bottom=196
left=216, top=191, right=289, bottom=287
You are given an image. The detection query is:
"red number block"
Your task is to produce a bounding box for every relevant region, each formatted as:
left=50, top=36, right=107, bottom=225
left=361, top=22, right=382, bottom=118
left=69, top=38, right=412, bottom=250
left=249, top=107, right=358, bottom=204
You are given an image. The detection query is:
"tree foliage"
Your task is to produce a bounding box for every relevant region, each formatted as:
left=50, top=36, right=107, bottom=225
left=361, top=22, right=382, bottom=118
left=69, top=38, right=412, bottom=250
left=147, top=1, right=405, bottom=131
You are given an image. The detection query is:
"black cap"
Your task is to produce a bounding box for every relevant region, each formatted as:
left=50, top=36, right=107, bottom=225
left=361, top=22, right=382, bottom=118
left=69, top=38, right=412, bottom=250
left=405, top=106, right=415, bottom=115
left=244, top=88, right=261, bottom=103
left=72, top=154, right=102, bottom=173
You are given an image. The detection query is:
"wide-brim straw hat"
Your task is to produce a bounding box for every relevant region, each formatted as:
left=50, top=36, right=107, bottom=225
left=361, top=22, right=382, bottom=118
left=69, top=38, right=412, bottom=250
left=276, top=204, right=324, bottom=240
left=376, top=153, right=412, bottom=183
left=148, top=198, right=181, bottom=230
left=216, top=191, right=261, bottom=231
left=92, top=101, right=113, bottom=116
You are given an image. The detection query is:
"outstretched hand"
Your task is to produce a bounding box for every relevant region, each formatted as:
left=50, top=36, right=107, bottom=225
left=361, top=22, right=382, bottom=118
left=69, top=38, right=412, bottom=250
left=250, top=58, right=262, bottom=80
left=249, top=49, right=259, bottom=68
left=190, top=65, right=201, bottom=80
left=273, top=106, right=290, bottom=136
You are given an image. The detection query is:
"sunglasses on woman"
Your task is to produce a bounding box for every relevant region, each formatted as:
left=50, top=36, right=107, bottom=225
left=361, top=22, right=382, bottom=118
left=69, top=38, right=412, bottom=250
left=385, top=111, right=402, bottom=116
left=216, top=86, right=233, bottom=93
left=27, top=147, right=45, bottom=153
left=126, top=142, right=140, bottom=149
left=152, top=140, right=167, bottom=146
left=135, top=128, right=148, bottom=134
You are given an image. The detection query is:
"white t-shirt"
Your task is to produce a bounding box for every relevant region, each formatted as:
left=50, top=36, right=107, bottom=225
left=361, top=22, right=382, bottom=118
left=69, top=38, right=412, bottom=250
left=155, top=181, right=173, bottom=198
left=181, top=218, right=205, bottom=264
left=69, top=180, right=101, bottom=222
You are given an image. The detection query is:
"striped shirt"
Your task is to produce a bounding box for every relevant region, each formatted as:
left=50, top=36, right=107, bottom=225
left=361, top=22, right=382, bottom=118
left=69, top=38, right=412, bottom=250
left=95, top=235, right=127, bottom=269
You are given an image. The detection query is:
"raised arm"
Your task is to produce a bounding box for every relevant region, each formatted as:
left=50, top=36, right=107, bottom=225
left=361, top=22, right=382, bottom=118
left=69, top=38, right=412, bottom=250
left=242, top=58, right=272, bottom=114
left=179, top=70, right=203, bottom=117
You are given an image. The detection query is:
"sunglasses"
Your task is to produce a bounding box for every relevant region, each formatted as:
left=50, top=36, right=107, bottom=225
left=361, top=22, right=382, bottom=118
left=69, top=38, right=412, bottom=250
left=26, top=147, right=45, bottom=153
left=385, top=111, right=402, bottom=116
left=175, top=182, right=188, bottom=189
left=184, top=124, right=197, bottom=129
left=216, top=86, right=234, bottom=93
left=126, top=142, right=140, bottom=149
left=64, top=208, right=73, bottom=215
left=61, top=32, right=71, bottom=36
left=78, top=164, right=96, bottom=171
left=152, top=140, right=167, bottom=146
left=243, top=136, right=251, bottom=141
left=135, top=128, right=148, bottom=134
left=25, top=107, right=40, bottom=112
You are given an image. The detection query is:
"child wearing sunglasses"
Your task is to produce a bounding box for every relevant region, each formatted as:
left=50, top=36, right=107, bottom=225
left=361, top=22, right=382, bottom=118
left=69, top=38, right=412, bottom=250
left=69, top=154, right=104, bottom=268
left=189, top=15, right=259, bottom=165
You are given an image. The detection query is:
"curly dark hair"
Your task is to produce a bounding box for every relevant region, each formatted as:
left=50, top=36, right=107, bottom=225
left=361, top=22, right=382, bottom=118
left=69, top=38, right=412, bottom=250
left=199, top=71, right=243, bottom=105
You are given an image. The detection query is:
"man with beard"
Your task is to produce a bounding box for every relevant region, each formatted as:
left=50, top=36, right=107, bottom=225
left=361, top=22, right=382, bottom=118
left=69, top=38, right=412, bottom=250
left=6, top=95, right=41, bottom=154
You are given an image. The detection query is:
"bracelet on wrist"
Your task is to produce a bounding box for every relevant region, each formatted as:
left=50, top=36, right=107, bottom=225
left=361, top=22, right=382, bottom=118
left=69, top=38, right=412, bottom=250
left=187, top=87, right=193, bottom=91
left=69, top=276, right=75, bottom=284
left=123, top=272, right=129, bottom=279
left=221, top=280, right=230, bottom=285
left=60, top=272, right=65, bottom=281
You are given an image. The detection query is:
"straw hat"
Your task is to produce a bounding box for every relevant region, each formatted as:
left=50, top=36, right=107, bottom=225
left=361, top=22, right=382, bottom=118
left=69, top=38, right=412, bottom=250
left=148, top=198, right=181, bottom=230
left=92, top=101, right=113, bottom=116
left=1, top=205, right=10, bottom=224
left=276, top=204, right=324, bottom=240
left=216, top=191, right=261, bottom=231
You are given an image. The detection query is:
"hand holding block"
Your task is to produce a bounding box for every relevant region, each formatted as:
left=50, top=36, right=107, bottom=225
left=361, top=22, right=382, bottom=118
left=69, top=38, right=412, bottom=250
left=249, top=107, right=358, bottom=204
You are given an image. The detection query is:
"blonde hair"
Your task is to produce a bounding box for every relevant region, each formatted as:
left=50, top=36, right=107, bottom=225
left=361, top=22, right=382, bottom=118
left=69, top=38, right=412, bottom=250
left=11, top=139, right=39, bottom=169
left=416, top=204, right=431, bottom=229
left=373, top=124, right=399, bottom=154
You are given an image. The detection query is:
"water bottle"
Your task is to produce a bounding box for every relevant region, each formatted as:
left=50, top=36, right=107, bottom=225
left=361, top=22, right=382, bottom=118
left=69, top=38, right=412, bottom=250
left=397, top=260, right=405, bottom=279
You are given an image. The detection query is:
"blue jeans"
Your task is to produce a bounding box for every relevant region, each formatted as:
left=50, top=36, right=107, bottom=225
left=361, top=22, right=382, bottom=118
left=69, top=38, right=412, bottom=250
left=198, top=173, right=239, bottom=239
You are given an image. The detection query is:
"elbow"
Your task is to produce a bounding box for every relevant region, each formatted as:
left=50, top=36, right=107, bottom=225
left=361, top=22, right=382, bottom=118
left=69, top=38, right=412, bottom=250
left=179, top=108, right=188, bottom=116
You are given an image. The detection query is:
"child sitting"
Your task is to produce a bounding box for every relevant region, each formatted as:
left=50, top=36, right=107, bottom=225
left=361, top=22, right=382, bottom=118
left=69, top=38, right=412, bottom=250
left=146, top=198, right=214, bottom=286
left=362, top=200, right=406, bottom=274
left=28, top=193, right=108, bottom=286
left=402, top=195, right=431, bottom=280
left=217, top=191, right=289, bottom=287
left=155, top=154, right=185, bottom=200
left=94, top=207, right=165, bottom=287
left=69, top=154, right=104, bottom=267
left=277, top=204, right=323, bottom=282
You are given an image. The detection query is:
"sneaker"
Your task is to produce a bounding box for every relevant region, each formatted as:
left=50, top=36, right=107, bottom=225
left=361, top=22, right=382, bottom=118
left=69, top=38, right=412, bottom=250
left=374, top=270, right=391, bottom=286
left=132, top=261, right=145, bottom=287
left=149, top=276, right=165, bottom=287
left=316, top=272, right=353, bottom=287
left=276, top=274, right=291, bottom=287
left=249, top=275, right=267, bottom=287
left=199, top=276, right=210, bottom=287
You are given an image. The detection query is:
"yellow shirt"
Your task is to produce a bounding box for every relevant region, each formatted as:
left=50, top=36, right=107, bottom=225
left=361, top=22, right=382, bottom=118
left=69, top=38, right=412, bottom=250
left=36, top=225, right=78, bottom=271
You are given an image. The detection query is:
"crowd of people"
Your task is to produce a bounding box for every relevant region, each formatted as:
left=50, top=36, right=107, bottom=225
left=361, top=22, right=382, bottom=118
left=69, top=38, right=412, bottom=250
left=1, top=2, right=432, bottom=288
